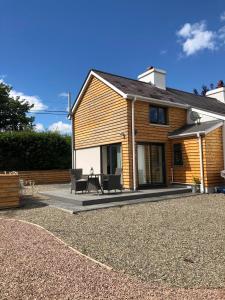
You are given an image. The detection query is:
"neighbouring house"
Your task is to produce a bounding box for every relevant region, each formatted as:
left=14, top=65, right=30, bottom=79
left=70, top=67, right=225, bottom=193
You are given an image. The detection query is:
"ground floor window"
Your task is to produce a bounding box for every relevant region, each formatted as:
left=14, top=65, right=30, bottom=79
left=173, top=143, right=183, bottom=166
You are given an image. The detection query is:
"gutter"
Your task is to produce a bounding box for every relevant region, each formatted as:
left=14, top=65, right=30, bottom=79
left=197, top=133, right=205, bottom=193
left=68, top=92, right=75, bottom=169
left=125, top=93, right=189, bottom=110
left=168, top=131, right=205, bottom=139
left=223, top=121, right=225, bottom=170
left=131, top=97, right=137, bottom=191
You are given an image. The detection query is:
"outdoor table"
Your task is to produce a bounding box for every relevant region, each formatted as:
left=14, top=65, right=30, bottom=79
left=85, top=174, right=104, bottom=194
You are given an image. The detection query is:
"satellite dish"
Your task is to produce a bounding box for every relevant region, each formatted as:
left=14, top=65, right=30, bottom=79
left=190, top=111, right=201, bottom=122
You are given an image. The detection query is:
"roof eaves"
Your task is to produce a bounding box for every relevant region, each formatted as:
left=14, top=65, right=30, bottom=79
left=168, top=131, right=205, bottom=139
left=125, top=93, right=189, bottom=109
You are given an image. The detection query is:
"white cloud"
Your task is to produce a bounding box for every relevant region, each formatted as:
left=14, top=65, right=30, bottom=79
left=0, top=77, right=6, bottom=84
left=218, top=25, right=225, bottom=43
left=220, top=11, right=225, bottom=21
left=34, top=123, right=45, bottom=132
left=177, top=21, right=216, bottom=56
left=0, top=77, right=47, bottom=111
left=160, top=49, right=167, bottom=55
left=58, top=92, right=68, bottom=97
left=10, top=90, right=47, bottom=111
left=48, top=121, right=71, bottom=134
left=0, top=74, right=7, bottom=82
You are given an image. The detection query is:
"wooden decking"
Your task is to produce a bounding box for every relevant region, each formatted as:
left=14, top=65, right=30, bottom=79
left=39, top=184, right=192, bottom=212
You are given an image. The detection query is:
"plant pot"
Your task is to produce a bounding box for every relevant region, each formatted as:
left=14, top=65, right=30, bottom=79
left=192, top=184, right=200, bottom=193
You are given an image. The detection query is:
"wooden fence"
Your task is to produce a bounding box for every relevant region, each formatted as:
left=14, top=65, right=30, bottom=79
left=17, top=169, right=70, bottom=185
left=0, top=174, right=20, bottom=209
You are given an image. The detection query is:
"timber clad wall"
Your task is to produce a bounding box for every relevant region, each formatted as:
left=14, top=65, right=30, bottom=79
left=171, top=137, right=200, bottom=184
left=0, top=174, right=20, bottom=209
left=18, top=170, right=70, bottom=185
left=171, top=127, right=224, bottom=188
left=203, top=127, right=224, bottom=187
left=74, top=76, right=132, bottom=188
left=74, top=77, right=128, bottom=148
left=131, top=101, right=187, bottom=185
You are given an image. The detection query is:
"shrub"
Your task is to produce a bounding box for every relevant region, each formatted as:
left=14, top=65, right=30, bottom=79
left=0, top=131, right=71, bottom=171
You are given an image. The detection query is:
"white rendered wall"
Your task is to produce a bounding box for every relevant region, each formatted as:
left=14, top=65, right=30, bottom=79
left=206, top=87, right=225, bottom=103
left=187, top=108, right=219, bottom=124
left=76, top=146, right=101, bottom=174
left=138, top=68, right=166, bottom=89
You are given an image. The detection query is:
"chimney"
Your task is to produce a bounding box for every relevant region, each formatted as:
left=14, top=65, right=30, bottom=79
left=137, top=66, right=166, bottom=90
left=206, top=84, right=225, bottom=103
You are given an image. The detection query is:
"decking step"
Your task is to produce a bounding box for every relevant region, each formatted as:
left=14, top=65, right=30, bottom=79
left=40, top=186, right=192, bottom=207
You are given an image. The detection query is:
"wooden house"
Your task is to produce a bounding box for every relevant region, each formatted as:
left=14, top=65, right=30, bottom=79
left=71, top=67, right=225, bottom=192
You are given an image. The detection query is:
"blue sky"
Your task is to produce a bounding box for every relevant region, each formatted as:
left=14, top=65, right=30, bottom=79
left=1, top=0, right=225, bottom=133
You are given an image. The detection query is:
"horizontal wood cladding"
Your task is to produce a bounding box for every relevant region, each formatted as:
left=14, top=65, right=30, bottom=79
left=171, top=127, right=224, bottom=188
left=203, top=127, right=224, bottom=187
left=74, top=76, right=132, bottom=188
left=18, top=170, right=70, bottom=185
left=74, top=76, right=128, bottom=149
left=134, top=101, right=187, bottom=142
left=0, top=175, right=20, bottom=209
left=171, top=137, right=200, bottom=184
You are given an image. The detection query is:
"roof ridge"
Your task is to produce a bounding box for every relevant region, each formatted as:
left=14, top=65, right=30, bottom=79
left=167, top=87, right=210, bottom=99
left=168, top=87, right=225, bottom=106
left=92, top=69, right=209, bottom=97
left=91, top=69, right=157, bottom=86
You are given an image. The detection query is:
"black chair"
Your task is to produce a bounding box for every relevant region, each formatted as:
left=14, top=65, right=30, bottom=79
left=70, top=169, right=88, bottom=194
left=102, top=174, right=122, bottom=193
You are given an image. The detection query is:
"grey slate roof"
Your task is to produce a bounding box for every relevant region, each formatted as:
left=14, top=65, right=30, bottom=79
left=168, top=120, right=222, bottom=138
left=93, top=69, right=225, bottom=117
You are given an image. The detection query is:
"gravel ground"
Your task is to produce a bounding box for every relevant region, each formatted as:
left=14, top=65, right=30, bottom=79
left=1, top=193, right=225, bottom=289
left=1, top=218, right=225, bottom=300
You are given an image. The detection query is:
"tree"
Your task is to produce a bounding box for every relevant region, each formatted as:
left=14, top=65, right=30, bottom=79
left=201, top=85, right=209, bottom=96
left=193, top=88, right=199, bottom=95
left=193, top=80, right=224, bottom=96
left=217, top=80, right=224, bottom=88
left=0, top=81, right=34, bottom=131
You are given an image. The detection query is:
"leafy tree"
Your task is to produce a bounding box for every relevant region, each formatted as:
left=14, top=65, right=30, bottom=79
left=201, top=85, right=209, bottom=96
left=217, top=80, right=224, bottom=88
left=193, top=80, right=224, bottom=96
left=193, top=88, right=199, bottom=95
left=210, top=83, right=214, bottom=90
left=0, top=81, right=34, bottom=131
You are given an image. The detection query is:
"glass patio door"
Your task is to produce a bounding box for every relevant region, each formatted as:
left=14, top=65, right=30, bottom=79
left=137, top=143, right=165, bottom=186
left=101, top=144, right=121, bottom=174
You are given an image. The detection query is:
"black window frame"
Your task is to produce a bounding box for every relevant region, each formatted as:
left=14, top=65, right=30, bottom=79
left=149, top=105, right=167, bottom=125
left=173, top=143, right=183, bottom=166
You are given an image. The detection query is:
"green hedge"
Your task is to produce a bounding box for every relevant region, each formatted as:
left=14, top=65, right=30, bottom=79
left=0, top=131, right=71, bottom=171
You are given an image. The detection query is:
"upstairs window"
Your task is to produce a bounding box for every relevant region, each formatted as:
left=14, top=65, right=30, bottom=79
left=173, top=143, right=183, bottom=166
left=149, top=106, right=167, bottom=125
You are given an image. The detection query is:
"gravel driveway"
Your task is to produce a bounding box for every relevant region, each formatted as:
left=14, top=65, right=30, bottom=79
left=1, top=218, right=225, bottom=300
left=1, top=193, right=225, bottom=289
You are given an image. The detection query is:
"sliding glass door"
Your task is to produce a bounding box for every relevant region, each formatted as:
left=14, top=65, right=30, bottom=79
left=137, top=143, right=165, bottom=187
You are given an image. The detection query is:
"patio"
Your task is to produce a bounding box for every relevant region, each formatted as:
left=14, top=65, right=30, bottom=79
left=38, top=183, right=192, bottom=213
